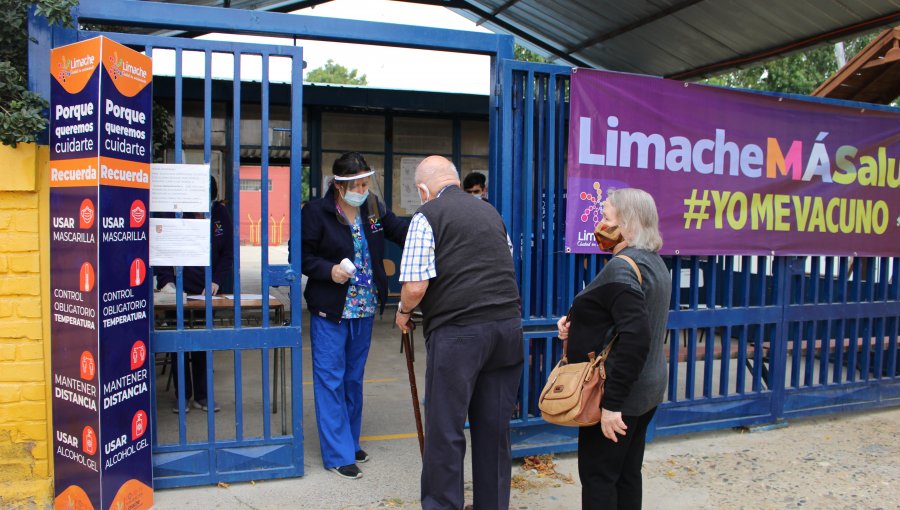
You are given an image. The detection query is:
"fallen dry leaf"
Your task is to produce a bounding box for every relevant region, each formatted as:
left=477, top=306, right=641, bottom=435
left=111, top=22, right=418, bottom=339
left=516, top=454, right=574, bottom=488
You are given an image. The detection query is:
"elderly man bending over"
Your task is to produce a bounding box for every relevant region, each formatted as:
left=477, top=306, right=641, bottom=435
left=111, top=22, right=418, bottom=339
left=395, top=155, right=523, bottom=510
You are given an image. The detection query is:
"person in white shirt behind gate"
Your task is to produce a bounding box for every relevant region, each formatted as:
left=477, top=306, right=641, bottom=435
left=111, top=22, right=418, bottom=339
left=395, top=155, right=523, bottom=510
left=557, top=188, right=671, bottom=510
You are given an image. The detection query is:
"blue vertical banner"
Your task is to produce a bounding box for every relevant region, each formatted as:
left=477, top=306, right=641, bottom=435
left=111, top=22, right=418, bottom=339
left=50, top=36, right=153, bottom=510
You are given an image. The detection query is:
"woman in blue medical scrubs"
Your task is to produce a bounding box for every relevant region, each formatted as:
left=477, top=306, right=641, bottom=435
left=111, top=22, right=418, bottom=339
left=301, top=152, right=408, bottom=479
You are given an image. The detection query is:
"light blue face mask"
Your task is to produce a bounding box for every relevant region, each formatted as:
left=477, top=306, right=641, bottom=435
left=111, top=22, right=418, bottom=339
left=342, top=189, right=369, bottom=207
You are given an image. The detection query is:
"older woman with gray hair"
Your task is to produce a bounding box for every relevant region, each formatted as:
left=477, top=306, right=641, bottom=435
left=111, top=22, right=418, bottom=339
left=557, top=188, right=672, bottom=509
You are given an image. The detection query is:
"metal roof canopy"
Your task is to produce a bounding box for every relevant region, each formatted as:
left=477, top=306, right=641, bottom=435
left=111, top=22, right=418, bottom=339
left=443, top=0, right=900, bottom=79
left=149, top=0, right=900, bottom=79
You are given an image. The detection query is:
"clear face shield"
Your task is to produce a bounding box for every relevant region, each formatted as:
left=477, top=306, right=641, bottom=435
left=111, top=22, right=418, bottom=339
left=331, top=170, right=385, bottom=231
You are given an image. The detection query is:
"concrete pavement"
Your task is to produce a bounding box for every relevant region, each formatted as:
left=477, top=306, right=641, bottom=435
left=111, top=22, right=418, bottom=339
left=151, top=246, right=899, bottom=509
left=152, top=309, right=900, bottom=509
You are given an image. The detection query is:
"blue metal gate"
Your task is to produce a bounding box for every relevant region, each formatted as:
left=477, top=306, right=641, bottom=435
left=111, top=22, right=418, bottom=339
left=37, top=0, right=513, bottom=488
left=497, top=59, right=900, bottom=455
left=76, top=29, right=306, bottom=487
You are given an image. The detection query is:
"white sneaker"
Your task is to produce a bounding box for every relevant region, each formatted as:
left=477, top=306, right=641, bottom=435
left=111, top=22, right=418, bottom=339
left=192, top=399, right=221, bottom=412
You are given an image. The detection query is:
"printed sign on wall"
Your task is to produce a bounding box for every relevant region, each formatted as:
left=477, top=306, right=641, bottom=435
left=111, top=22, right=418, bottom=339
left=565, top=68, right=900, bottom=256
left=50, top=36, right=153, bottom=510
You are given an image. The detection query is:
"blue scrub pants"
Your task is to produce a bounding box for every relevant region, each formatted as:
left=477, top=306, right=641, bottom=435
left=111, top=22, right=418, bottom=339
left=309, top=314, right=374, bottom=469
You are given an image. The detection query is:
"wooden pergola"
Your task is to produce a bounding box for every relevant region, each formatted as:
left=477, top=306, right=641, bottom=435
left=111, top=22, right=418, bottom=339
left=813, top=26, right=900, bottom=105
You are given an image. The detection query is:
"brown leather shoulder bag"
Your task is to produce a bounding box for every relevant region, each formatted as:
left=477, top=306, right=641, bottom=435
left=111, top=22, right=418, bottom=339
left=538, top=254, right=642, bottom=427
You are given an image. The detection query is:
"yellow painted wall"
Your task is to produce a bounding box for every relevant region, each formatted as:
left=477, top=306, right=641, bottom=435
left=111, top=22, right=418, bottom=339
left=0, top=143, right=53, bottom=509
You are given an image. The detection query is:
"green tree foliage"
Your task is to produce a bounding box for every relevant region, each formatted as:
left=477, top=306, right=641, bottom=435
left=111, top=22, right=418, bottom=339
left=514, top=44, right=551, bottom=64
left=151, top=102, right=174, bottom=163
left=700, top=34, right=877, bottom=95
left=305, top=59, right=367, bottom=85
left=0, top=1, right=175, bottom=156
left=0, top=0, right=78, bottom=147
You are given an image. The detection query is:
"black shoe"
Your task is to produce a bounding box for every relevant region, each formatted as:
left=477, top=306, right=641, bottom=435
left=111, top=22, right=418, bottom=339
left=355, top=449, right=369, bottom=463
left=330, top=464, right=362, bottom=479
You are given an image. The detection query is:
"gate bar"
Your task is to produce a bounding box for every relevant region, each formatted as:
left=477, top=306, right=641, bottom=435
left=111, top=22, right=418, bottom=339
left=76, top=0, right=504, bottom=54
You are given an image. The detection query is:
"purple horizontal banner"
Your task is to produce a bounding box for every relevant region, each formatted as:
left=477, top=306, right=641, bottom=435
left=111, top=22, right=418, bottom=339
left=565, top=68, right=900, bottom=257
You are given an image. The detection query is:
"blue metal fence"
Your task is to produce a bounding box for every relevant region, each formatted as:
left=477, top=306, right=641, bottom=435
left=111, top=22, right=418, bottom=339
left=498, top=59, right=900, bottom=455
left=781, top=256, right=900, bottom=417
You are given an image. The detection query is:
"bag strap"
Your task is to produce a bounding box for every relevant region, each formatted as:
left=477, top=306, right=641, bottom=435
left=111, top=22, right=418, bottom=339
left=561, top=254, right=643, bottom=361
left=615, top=254, right=643, bottom=286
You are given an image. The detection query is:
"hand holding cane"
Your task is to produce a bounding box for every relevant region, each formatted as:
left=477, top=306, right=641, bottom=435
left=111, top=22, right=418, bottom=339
left=399, top=317, right=425, bottom=457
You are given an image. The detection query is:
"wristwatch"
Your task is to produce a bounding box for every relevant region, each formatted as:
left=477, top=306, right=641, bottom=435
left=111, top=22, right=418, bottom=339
left=398, top=307, right=411, bottom=315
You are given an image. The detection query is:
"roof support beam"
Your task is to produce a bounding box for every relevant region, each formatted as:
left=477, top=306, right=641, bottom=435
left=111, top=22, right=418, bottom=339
left=75, top=0, right=505, bottom=55
left=484, top=0, right=521, bottom=21
left=566, top=0, right=704, bottom=55
left=152, top=0, right=337, bottom=38
left=452, top=0, right=590, bottom=66
left=261, top=0, right=335, bottom=14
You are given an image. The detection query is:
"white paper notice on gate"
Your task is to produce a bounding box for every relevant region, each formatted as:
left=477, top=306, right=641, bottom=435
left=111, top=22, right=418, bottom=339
left=150, top=164, right=210, bottom=212
left=149, top=218, right=210, bottom=266
left=399, top=157, right=424, bottom=214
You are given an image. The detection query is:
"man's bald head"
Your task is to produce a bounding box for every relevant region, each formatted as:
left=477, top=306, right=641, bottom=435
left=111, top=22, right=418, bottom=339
left=416, top=156, right=460, bottom=197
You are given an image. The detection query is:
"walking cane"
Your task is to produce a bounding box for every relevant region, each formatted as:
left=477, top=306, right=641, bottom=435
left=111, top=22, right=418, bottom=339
left=400, top=320, right=425, bottom=457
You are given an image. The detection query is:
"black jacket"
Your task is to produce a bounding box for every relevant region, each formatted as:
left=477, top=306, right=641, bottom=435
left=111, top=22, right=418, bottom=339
left=302, top=187, right=408, bottom=321
left=567, top=248, right=671, bottom=415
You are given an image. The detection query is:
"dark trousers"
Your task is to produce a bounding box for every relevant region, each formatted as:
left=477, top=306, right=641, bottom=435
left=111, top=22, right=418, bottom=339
left=578, top=407, right=657, bottom=510
left=421, top=317, right=523, bottom=510
left=171, top=351, right=207, bottom=402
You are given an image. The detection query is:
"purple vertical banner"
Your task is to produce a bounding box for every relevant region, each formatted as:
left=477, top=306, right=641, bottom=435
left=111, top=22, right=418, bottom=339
left=96, top=37, right=153, bottom=510
left=50, top=36, right=153, bottom=510
left=565, top=68, right=900, bottom=256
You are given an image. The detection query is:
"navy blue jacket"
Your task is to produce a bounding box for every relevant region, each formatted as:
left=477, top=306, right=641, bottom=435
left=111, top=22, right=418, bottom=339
left=302, top=187, right=408, bottom=321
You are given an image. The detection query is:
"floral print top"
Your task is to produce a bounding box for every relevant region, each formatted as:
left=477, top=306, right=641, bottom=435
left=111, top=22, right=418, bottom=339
left=342, top=215, right=377, bottom=318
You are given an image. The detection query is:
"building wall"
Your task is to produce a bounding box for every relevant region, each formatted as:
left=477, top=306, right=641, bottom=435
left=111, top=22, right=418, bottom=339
left=238, top=166, right=291, bottom=246
left=0, top=143, right=53, bottom=509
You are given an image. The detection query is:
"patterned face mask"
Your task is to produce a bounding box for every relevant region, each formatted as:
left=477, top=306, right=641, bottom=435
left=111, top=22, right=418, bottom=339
left=594, top=223, right=624, bottom=252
